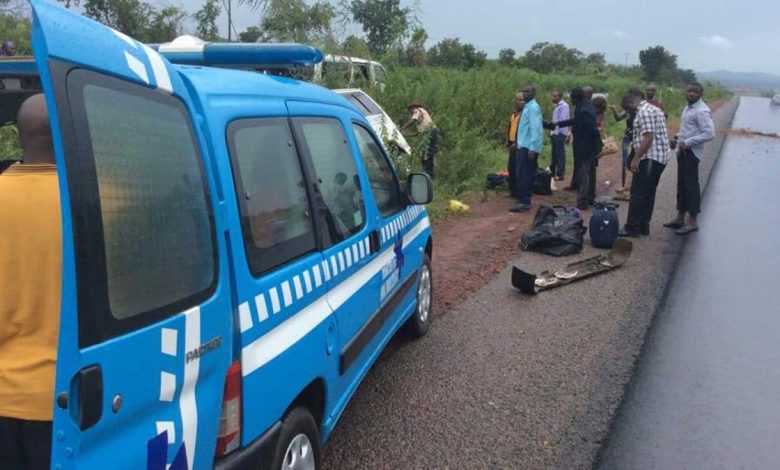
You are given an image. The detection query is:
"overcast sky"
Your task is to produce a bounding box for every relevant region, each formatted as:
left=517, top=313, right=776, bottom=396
left=174, top=0, right=779, bottom=74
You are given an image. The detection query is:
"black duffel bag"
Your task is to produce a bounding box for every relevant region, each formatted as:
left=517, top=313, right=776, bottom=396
left=533, top=168, right=552, bottom=195
left=520, top=205, right=585, bottom=256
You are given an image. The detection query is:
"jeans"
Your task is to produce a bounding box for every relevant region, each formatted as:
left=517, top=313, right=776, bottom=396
left=676, top=149, right=701, bottom=215
left=0, top=417, right=52, bottom=470
left=550, top=134, right=567, bottom=179
left=422, top=128, right=438, bottom=179
left=626, top=159, right=666, bottom=232
left=515, top=147, right=537, bottom=205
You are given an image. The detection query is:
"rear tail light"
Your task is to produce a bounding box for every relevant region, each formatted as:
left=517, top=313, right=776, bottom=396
left=216, top=361, right=242, bottom=457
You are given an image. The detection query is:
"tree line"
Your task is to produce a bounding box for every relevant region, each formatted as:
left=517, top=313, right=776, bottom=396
left=1, top=0, right=696, bottom=84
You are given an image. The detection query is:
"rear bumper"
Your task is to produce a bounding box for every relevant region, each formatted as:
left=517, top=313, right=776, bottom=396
left=214, top=421, right=281, bottom=470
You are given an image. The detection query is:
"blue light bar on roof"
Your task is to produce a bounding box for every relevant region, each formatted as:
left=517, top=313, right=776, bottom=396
left=149, top=36, right=323, bottom=68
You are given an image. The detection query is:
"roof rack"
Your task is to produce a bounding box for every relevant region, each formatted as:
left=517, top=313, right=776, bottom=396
left=148, top=36, right=323, bottom=69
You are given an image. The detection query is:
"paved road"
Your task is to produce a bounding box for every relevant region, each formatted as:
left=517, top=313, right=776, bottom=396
left=598, top=97, right=780, bottom=469
left=322, top=99, right=739, bottom=469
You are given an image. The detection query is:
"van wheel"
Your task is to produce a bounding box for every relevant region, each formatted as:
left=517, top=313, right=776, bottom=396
left=271, top=407, right=321, bottom=470
left=404, top=254, right=432, bottom=338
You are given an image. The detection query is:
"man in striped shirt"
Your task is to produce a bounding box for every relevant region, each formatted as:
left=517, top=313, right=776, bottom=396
left=619, top=93, right=670, bottom=237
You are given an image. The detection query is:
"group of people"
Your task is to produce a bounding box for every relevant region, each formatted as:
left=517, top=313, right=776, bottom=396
left=505, top=81, right=715, bottom=237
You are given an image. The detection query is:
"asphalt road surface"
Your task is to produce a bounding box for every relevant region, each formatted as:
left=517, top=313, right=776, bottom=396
left=597, top=97, right=780, bottom=469
left=322, top=98, right=739, bottom=469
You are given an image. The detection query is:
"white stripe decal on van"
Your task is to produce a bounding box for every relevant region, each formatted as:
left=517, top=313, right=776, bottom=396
left=156, top=421, right=176, bottom=444
left=141, top=43, right=173, bottom=93
left=313, top=265, right=323, bottom=287
left=303, top=271, right=313, bottom=293
left=345, top=248, right=352, bottom=268
left=111, top=28, right=139, bottom=48
left=238, top=302, right=253, bottom=333
left=322, top=261, right=331, bottom=281
left=330, top=256, right=338, bottom=276
left=123, top=51, right=149, bottom=84
left=359, top=240, right=365, bottom=258
left=363, top=238, right=370, bottom=256
left=241, top=217, right=431, bottom=377
left=269, top=288, right=281, bottom=314
left=281, top=282, right=293, bottom=308
left=161, top=328, right=177, bottom=357
left=255, top=294, right=269, bottom=322
left=338, top=252, right=345, bottom=272
left=293, top=276, right=304, bottom=300
left=179, top=307, right=200, bottom=470
left=159, top=371, right=176, bottom=402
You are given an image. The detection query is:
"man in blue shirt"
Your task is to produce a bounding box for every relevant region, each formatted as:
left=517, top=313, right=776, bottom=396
left=510, top=85, right=543, bottom=213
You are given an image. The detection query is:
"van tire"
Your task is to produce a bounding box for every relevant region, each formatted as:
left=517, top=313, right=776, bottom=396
left=404, top=254, right=432, bottom=338
left=270, top=407, right=321, bottom=470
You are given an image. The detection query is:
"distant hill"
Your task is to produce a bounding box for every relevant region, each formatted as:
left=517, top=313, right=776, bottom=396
left=698, top=70, right=780, bottom=93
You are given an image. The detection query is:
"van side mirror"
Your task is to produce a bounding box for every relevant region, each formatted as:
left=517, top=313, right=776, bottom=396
left=406, top=172, right=433, bottom=205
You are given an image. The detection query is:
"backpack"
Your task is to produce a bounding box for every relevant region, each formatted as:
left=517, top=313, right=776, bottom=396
left=533, top=168, right=552, bottom=195
left=520, top=205, right=585, bottom=256
left=589, top=203, right=620, bottom=248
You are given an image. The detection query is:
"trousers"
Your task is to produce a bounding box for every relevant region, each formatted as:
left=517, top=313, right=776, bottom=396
left=676, top=148, right=701, bottom=215
left=625, top=158, right=666, bottom=232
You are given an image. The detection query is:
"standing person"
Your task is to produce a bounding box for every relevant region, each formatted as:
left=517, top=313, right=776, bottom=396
left=0, top=94, right=60, bottom=470
left=548, top=87, right=601, bottom=210
left=619, top=92, right=671, bottom=237
left=610, top=88, right=644, bottom=196
left=645, top=82, right=667, bottom=116
left=403, top=101, right=438, bottom=178
left=664, top=82, right=716, bottom=235
left=509, top=84, right=543, bottom=213
left=1, top=41, right=15, bottom=57
left=549, top=90, right=570, bottom=181
left=565, top=85, right=594, bottom=191
left=506, top=92, right=525, bottom=197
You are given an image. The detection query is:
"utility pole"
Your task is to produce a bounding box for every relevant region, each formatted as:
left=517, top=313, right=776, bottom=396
left=227, top=0, right=232, bottom=42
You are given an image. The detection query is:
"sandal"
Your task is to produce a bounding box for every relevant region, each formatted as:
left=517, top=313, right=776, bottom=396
left=663, top=220, right=684, bottom=229
left=675, top=225, right=699, bottom=235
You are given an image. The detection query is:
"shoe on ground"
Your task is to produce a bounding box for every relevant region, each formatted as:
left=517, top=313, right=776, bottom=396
left=555, top=176, right=565, bottom=181
left=675, top=224, right=699, bottom=235
left=663, top=219, right=684, bottom=229
left=509, top=203, right=531, bottom=213
left=618, top=227, right=640, bottom=238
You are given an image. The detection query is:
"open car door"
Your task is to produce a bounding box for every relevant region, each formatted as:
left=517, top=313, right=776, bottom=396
left=28, top=0, right=233, bottom=468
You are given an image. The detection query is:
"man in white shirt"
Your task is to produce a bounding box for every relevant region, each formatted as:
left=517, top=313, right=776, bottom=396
left=664, top=82, right=716, bottom=235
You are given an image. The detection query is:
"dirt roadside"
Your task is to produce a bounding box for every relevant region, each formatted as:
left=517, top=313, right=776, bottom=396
left=430, top=98, right=729, bottom=315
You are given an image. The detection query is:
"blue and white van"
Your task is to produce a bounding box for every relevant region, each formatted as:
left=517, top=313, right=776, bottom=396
left=0, top=1, right=434, bottom=468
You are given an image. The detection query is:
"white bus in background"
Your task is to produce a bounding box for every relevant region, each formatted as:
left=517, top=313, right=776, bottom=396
left=314, top=55, right=389, bottom=91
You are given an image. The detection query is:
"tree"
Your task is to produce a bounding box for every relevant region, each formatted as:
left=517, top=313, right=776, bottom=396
left=147, top=6, right=185, bottom=42
left=260, top=0, right=335, bottom=44
left=0, top=13, right=31, bottom=54
left=585, top=52, right=606, bottom=68
left=678, top=68, right=698, bottom=85
left=427, top=37, right=487, bottom=70
left=341, top=35, right=370, bottom=57
left=498, top=48, right=516, bottom=66
left=523, top=42, right=583, bottom=73
left=403, top=26, right=427, bottom=66
left=350, top=0, right=411, bottom=56
left=638, top=45, right=678, bottom=83
left=238, top=26, right=263, bottom=43
left=195, top=0, right=221, bottom=41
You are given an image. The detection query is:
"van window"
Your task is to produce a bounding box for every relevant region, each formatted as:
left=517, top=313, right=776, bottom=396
left=67, top=69, right=216, bottom=345
left=227, top=118, right=316, bottom=276
left=372, top=65, right=387, bottom=83
left=342, top=94, right=372, bottom=117
left=352, top=124, right=404, bottom=217
left=293, top=118, right=365, bottom=242
left=351, top=92, right=382, bottom=116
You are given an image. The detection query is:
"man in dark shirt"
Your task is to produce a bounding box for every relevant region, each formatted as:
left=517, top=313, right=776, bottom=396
left=546, top=87, right=601, bottom=210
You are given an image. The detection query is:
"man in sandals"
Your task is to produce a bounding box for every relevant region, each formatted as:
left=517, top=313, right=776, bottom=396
left=664, top=82, right=715, bottom=235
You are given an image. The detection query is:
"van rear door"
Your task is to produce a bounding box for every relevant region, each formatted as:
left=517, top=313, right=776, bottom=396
left=30, top=1, right=232, bottom=468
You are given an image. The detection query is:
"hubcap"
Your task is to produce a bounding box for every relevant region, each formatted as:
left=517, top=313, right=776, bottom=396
left=417, top=264, right=431, bottom=323
left=282, top=434, right=315, bottom=470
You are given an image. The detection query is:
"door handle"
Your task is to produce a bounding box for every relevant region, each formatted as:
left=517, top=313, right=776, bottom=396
left=369, top=229, right=381, bottom=254
left=69, top=365, right=104, bottom=431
